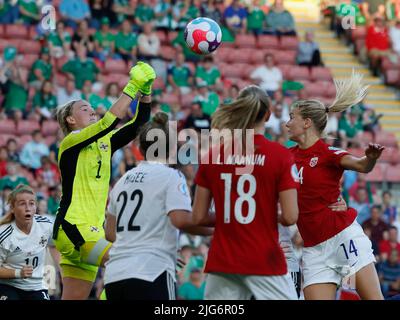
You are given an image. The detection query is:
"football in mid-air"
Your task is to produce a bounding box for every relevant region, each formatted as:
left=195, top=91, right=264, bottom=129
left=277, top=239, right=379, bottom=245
left=184, top=17, right=222, bottom=55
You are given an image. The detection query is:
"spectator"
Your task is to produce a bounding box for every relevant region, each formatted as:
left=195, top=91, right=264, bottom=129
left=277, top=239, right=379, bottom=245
left=49, top=130, right=64, bottom=164
left=362, top=205, right=390, bottom=245
left=20, top=130, right=50, bottom=172
left=137, top=22, right=161, bottom=60
left=59, top=0, right=91, bottom=30
left=378, top=249, right=400, bottom=298
left=115, top=19, right=138, bottom=65
left=223, top=0, right=248, bottom=35
left=0, top=0, right=19, bottom=24
left=61, top=44, right=100, bottom=90
left=56, top=79, right=81, bottom=105
left=363, top=226, right=380, bottom=258
left=0, top=185, right=11, bottom=217
left=200, top=0, right=223, bottom=25
left=135, top=0, right=155, bottom=29
left=365, top=16, right=391, bottom=76
left=1, top=46, right=28, bottom=118
left=379, top=226, right=400, bottom=262
left=18, top=0, right=40, bottom=25
left=35, top=156, right=61, bottom=189
left=348, top=173, right=377, bottom=204
left=382, top=191, right=398, bottom=225
left=193, top=82, right=220, bottom=116
left=173, top=0, right=201, bottom=30
left=178, top=268, right=205, bottom=300
left=297, top=31, right=323, bottom=67
left=47, top=185, right=62, bottom=216
left=195, top=56, right=222, bottom=91
left=80, top=80, right=105, bottom=111
left=250, top=53, right=282, bottom=97
left=167, top=52, right=193, bottom=95
left=47, top=21, right=73, bottom=59
left=265, top=103, right=290, bottom=137
left=265, top=0, right=296, bottom=36
left=184, top=102, right=211, bottom=132
left=32, top=80, right=58, bottom=120
left=326, top=113, right=339, bottom=138
left=172, top=29, right=201, bottom=63
left=349, top=186, right=372, bottom=225
left=338, top=109, right=364, bottom=148
left=389, top=19, right=400, bottom=55
left=6, top=138, right=19, bottom=163
left=103, top=82, right=120, bottom=109
left=154, top=0, right=175, bottom=31
left=89, top=0, right=115, bottom=29
left=247, top=0, right=266, bottom=35
left=28, top=47, right=53, bottom=90
left=223, top=84, right=239, bottom=104
left=93, top=17, right=116, bottom=62
left=72, top=20, right=95, bottom=56
left=112, top=0, right=136, bottom=26
left=118, top=146, right=137, bottom=176
left=0, top=162, right=29, bottom=191
left=0, top=146, right=8, bottom=178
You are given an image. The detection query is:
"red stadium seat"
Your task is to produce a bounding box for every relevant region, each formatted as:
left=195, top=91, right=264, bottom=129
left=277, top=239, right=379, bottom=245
left=220, top=63, right=246, bottom=79
left=241, top=64, right=257, bottom=80
left=378, top=147, right=394, bottom=163
left=385, top=164, right=400, bottom=182
left=323, top=81, right=336, bottom=98
left=348, top=147, right=365, bottom=158
left=279, top=36, right=298, bottom=50
left=19, top=40, right=41, bottom=54
left=215, top=46, right=231, bottom=62
left=360, top=131, right=374, bottom=144
left=5, top=24, right=29, bottom=39
left=41, top=120, right=59, bottom=137
left=160, top=93, right=179, bottom=106
left=0, top=25, right=4, bottom=37
left=355, top=39, right=365, bottom=55
left=17, top=54, right=38, bottom=69
left=235, top=34, right=256, bottom=48
left=181, top=92, right=197, bottom=108
left=29, top=25, right=38, bottom=39
left=229, top=48, right=254, bottom=64
left=104, top=59, right=127, bottom=74
left=381, top=56, right=400, bottom=72
left=101, top=73, right=124, bottom=85
left=277, top=64, right=292, bottom=79
left=287, top=66, right=310, bottom=81
left=17, top=135, right=33, bottom=149
left=257, top=35, right=279, bottom=49
left=0, top=120, right=17, bottom=135
left=365, top=163, right=387, bottom=182
left=160, top=46, right=176, bottom=61
left=0, top=39, right=21, bottom=52
left=278, top=50, right=297, bottom=65
left=304, top=82, right=324, bottom=98
left=310, top=67, right=333, bottom=82
left=117, top=75, right=130, bottom=90
left=351, top=26, right=367, bottom=41
left=44, top=135, right=57, bottom=146
left=376, top=131, right=398, bottom=148
left=390, top=149, right=400, bottom=165
left=384, top=69, right=400, bottom=85
left=153, top=77, right=165, bottom=91
left=250, top=50, right=265, bottom=65
left=16, top=120, right=41, bottom=136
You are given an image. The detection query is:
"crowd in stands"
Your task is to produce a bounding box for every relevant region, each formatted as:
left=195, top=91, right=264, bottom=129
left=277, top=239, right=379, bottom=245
left=0, top=0, right=399, bottom=299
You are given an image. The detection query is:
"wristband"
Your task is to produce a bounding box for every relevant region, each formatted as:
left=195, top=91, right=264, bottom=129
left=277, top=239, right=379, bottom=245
left=15, top=269, right=22, bottom=278
left=129, top=98, right=139, bottom=114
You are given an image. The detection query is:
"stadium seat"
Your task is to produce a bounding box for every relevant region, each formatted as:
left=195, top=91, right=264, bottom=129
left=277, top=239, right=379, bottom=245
left=0, top=120, right=17, bottom=135
left=160, top=93, right=179, bottom=106
left=351, top=26, right=367, bottom=41
left=310, top=67, right=333, bottom=82
left=241, top=64, right=256, bottom=80
left=18, top=67, right=29, bottom=83
left=360, top=131, right=374, bottom=144
left=229, top=48, right=255, bottom=64
left=5, top=24, right=29, bottom=39
left=16, top=120, right=41, bottom=136
left=117, top=75, right=130, bottom=90
left=287, top=66, right=310, bottom=81
left=376, top=131, right=398, bottom=148
left=44, top=135, right=57, bottom=146
left=257, top=35, right=279, bottom=49
left=277, top=64, right=292, bottom=79
left=0, top=134, right=15, bottom=147
left=381, top=56, right=400, bottom=72
left=323, top=81, right=336, bottom=98
left=29, top=25, right=38, bottom=39
left=304, top=82, right=324, bottom=98
left=55, top=72, right=68, bottom=87
left=235, top=34, right=256, bottom=48
left=384, top=69, right=400, bottom=85
left=19, top=40, right=41, bottom=54
left=101, top=73, right=124, bottom=85
left=186, top=62, right=196, bottom=75
left=279, top=36, right=298, bottom=51
left=104, top=59, right=127, bottom=74
left=348, top=148, right=365, bottom=158
left=354, top=39, right=365, bottom=55
left=0, top=25, right=4, bottom=37
left=390, top=149, right=400, bottom=165
left=41, top=120, right=60, bottom=137
left=160, top=46, right=176, bottom=61
left=153, top=77, right=165, bottom=91
left=378, top=147, right=394, bottom=163
left=385, top=164, right=400, bottom=182
left=278, top=50, right=297, bottom=65
left=17, top=54, right=38, bottom=69
left=181, top=92, right=197, bottom=108
left=365, top=163, right=387, bottom=182
left=250, top=50, right=265, bottom=65
left=0, top=39, right=20, bottom=52
left=219, top=63, right=246, bottom=79
left=17, top=134, right=33, bottom=149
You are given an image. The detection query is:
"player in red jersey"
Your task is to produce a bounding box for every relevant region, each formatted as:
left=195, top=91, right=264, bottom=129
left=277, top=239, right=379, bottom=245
left=192, top=85, right=299, bottom=300
left=286, top=72, right=384, bottom=300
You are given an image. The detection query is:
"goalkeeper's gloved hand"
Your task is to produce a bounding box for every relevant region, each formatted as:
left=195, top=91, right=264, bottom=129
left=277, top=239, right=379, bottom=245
left=123, top=61, right=156, bottom=98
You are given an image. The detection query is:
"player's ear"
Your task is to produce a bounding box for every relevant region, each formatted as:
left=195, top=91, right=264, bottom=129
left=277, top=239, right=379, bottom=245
left=263, top=109, right=271, bottom=122
left=66, top=115, right=76, bottom=126
left=304, top=117, right=312, bottom=129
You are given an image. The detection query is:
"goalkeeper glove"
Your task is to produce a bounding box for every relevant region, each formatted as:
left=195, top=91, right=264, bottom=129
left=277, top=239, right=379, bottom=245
left=123, top=61, right=156, bottom=98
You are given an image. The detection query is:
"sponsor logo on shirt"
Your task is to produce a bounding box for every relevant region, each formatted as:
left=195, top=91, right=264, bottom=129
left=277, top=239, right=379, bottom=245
left=291, top=164, right=300, bottom=183
left=90, top=226, right=100, bottom=233
left=99, top=142, right=109, bottom=152
left=13, top=246, right=21, bottom=253
left=309, top=157, right=318, bottom=167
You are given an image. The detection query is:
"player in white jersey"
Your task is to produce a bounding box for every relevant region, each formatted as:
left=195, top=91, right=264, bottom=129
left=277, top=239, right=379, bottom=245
left=0, top=185, right=53, bottom=300
left=103, top=112, right=213, bottom=300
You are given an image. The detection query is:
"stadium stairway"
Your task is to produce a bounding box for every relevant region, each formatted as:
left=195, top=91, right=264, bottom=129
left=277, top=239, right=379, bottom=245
left=294, top=20, right=400, bottom=142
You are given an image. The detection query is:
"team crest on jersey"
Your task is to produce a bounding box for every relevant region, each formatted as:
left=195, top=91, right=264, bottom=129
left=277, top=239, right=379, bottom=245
left=90, top=226, right=100, bottom=233
left=39, top=236, right=47, bottom=247
left=99, top=142, right=109, bottom=152
left=309, top=157, right=318, bottom=167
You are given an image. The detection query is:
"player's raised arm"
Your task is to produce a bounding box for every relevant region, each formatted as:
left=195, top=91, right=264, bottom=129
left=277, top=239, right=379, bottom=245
left=340, top=143, right=385, bottom=173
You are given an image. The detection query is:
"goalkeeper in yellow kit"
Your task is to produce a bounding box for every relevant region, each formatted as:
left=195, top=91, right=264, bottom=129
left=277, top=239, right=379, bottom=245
left=53, top=62, right=156, bottom=300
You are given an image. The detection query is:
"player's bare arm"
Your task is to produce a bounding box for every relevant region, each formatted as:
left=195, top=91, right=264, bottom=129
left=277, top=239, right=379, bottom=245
left=340, top=143, right=385, bottom=173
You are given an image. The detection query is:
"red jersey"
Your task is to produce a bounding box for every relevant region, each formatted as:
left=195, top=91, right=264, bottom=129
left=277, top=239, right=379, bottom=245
left=195, top=134, right=298, bottom=275
left=290, top=139, right=357, bottom=247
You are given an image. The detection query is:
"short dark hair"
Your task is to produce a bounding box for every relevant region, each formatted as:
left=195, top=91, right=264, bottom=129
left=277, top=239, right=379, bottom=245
left=383, top=190, right=392, bottom=197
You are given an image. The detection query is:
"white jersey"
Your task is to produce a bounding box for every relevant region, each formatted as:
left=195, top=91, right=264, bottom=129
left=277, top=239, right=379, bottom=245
left=104, top=162, right=192, bottom=285
left=278, top=224, right=300, bottom=273
left=0, top=215, right=53, bottom=291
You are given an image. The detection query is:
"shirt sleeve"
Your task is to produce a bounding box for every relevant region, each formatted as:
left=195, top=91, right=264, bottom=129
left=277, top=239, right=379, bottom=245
left=0, top=244, right=7, bottom=266
left=327, top=146, right=349, bottom=168
left=107, top=187, right=117, bottom=216
left=278, top=149, right=299, bottom=192
left=165, top=170, right=192, bottom=215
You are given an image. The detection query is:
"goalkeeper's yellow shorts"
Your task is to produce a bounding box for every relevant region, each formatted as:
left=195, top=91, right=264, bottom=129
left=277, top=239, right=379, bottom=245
left=54, top=224, right=112, bottom=282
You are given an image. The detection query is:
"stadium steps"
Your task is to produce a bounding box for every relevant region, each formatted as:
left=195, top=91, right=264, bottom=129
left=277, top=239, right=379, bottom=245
left=296, top=19, right=400, bottom=142
left=285, top=0, right=321, bottom=23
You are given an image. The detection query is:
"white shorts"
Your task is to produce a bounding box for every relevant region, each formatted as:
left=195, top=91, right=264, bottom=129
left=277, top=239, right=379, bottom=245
left=302, top=220, right=375, bottom=289
left=205, top=272, right=298, bottom=300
